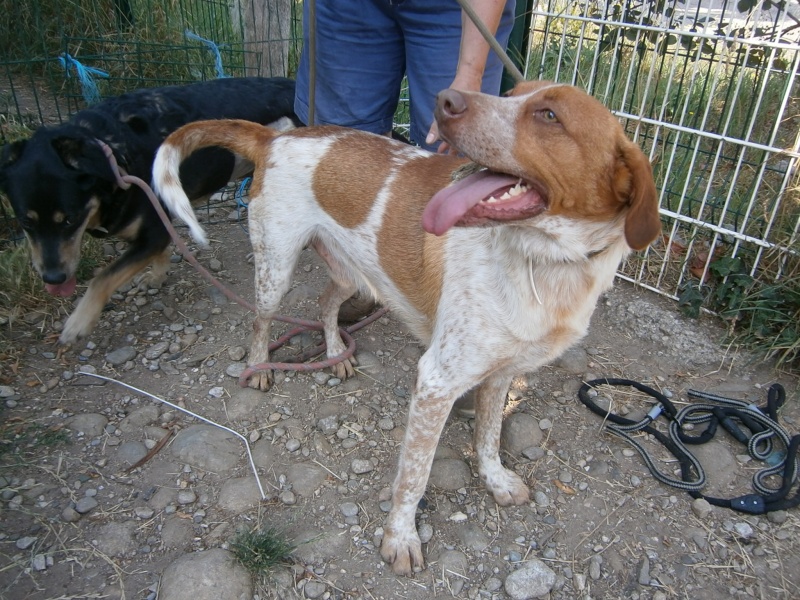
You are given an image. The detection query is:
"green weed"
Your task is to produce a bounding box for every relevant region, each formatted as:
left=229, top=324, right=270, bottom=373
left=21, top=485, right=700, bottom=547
left=231, top=527, right=295, bottom=575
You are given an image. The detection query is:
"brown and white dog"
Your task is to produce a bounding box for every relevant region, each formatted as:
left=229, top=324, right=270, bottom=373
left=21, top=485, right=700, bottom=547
left=152, top=80, right=660, bottom=575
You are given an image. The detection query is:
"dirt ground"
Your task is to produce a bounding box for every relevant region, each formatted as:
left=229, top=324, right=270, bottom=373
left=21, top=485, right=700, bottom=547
left=0, top=197, right=798, bottom=600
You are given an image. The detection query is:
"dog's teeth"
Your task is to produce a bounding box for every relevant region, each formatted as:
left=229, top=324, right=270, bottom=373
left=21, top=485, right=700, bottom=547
left=485, top=181, right=528, bottom=204
left=509, top=183, right=525, bottom=197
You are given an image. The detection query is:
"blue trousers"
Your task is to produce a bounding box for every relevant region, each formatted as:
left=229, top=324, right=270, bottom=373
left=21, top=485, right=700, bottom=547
left=295, top=0, right=516, bottom=150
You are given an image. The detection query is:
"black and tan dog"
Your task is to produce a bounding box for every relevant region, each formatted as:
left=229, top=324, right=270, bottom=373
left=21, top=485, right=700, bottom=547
left=0, top=76, right=298, bottom=343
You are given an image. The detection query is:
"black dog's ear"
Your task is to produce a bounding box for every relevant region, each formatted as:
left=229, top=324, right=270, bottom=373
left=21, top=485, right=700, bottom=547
left=51, top=136, right=116, bottom=183
left=51, top=137, right=87, bottom=170
left=0, top=140, right=26, bottom=189
left=1, top=139, right=27, bottom=168
left=120, top=113, right=149, bottom=135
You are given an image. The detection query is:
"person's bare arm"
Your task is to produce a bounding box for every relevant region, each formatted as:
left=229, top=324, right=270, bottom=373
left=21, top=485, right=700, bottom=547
left=426, top=0, right=507, bottom=151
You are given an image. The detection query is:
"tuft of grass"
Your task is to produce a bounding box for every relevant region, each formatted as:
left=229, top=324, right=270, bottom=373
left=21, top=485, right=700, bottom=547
left=679, top=253, right=800, bottom=368
left=0, top=422, right=71, bottom=456
left=230, top=527, right=295, bottom=575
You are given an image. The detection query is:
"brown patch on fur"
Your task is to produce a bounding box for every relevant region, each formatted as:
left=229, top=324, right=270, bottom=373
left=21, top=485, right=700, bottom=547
left=26, top=210, right=38, bottom=222
left=26, top=235, right=43, bottom=271
left=312, top=132, right=398, bottom=228
left=115, top=215, right=143, bottom=241
left=84, top=198, right=102, bottom=232
left=53, top=198, right=102, bottom=276
left=53, top=211, right=65, bottom=224
left=158, top=163, right=182, bottom=195
left=506, top=83, right=659, bottom=247
left=163, top=119, right=281, bottom=210
left=377, top=154, right=469, bottom=320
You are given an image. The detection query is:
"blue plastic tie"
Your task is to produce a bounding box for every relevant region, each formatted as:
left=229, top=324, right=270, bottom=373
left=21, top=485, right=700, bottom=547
left=185, top=30, right=228, bottom=79
left=58, top=53, right=109, bottom=105
left=235, top=177, right=251, bottom=209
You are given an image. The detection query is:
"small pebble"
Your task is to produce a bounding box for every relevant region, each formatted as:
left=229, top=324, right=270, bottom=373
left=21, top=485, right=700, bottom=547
left=351, top=459, right=373, bottom=474
left=177, top=490, right=197, bottom=505
left=75, top=497, right=98, bottom=514
left=16, top=536, right=37, bottom=550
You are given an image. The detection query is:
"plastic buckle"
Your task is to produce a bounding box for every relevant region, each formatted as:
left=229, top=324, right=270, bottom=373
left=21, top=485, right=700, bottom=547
left=647, top=405, right=663, bottom=421
left=730, top=494, right=766, bottom=514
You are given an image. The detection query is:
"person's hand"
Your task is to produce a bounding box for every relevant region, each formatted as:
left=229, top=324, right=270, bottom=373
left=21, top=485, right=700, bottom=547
left=425, top=121, right=453, bottom=154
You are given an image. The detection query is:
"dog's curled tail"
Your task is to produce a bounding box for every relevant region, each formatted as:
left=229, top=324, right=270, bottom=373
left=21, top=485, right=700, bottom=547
left=153, top=119, right=280, bottom=247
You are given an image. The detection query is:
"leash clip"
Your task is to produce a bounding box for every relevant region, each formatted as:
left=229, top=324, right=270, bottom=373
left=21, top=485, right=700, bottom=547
left=647, top=404, right=663, bottom=421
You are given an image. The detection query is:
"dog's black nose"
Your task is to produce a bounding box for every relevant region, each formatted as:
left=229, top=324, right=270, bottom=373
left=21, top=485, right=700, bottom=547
left=436, top=89, right=468, bottom=118
left=42, top=270, right=68, bottom=285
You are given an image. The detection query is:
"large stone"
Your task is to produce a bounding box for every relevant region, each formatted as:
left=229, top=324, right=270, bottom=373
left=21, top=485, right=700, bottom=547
left=119, top=405, right=161, bottom=433
left=217, top=477, right=262, bottom=512
left=171, top=425, right=241, bottom=472
left=159, top=548, right=252, bottom=600
left=504, top=559, right=557, bottom=599
left=428, top=459, right=472, bottom=491
left=94, top=522, right=137, bottom=558
left=66, top=413, right=108, bottom=438
left=286, top=463, right=327, bottom=497
left=501, top=413, right=543, bottom=456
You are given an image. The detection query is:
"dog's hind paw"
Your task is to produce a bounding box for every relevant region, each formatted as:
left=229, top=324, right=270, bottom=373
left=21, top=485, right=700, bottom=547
left=330, top=356, right=357, bottom=381
left=380, top=528, right=424, bottom=576
left=247, top=370, right=274, bottom=392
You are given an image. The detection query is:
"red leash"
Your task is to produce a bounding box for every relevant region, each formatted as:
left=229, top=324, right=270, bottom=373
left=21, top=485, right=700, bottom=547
left=96, top=139, right=388, bottom=387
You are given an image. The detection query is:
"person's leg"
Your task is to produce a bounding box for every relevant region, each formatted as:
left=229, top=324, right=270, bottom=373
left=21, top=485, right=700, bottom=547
left=294, top=0, right=405, bottom=132
left=400, top=0, right=516, bottom=150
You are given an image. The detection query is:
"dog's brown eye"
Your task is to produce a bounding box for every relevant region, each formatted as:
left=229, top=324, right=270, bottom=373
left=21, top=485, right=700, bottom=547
left=538, top=109, right=559, bottom=123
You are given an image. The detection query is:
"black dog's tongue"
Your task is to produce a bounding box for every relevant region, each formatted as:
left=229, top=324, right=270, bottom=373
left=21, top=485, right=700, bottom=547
left=45, top=276, right=77, bottom=297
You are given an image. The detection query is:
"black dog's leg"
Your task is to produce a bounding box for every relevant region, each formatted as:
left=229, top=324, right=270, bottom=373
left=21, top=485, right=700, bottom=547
left=60, top=226, right=171, bottom=344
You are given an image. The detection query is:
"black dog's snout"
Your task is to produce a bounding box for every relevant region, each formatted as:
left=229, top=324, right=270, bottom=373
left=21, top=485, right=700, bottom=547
left=42, top=269, right=68, bottom=285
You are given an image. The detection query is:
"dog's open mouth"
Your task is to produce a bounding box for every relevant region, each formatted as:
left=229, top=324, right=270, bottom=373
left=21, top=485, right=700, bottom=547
left=45, top=276, right=77, bottom=297
left=422, top=167, right=547, bottom=236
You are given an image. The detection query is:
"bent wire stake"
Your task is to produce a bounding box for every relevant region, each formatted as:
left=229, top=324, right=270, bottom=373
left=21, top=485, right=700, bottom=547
left=78, top=371, right=267, bottom=500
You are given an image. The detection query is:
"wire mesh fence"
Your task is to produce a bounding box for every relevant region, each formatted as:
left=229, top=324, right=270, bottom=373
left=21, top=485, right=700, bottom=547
left=1, top=0, right=799, bottom=356
left=523, top=0, right=799, bottom=306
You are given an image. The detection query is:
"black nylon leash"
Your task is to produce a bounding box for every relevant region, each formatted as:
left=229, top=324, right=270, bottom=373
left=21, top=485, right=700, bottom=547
left=578, top=378, right=800, bottom=514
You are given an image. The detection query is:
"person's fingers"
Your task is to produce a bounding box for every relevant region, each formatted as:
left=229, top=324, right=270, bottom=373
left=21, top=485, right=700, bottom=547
left=425, top=121, right=440, bottom=147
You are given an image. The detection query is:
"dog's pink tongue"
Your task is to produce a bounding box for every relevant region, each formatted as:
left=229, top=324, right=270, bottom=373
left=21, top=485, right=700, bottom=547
left=422, top=170, right=521, bottom=235
left=45, top=276, right=77, bottom=297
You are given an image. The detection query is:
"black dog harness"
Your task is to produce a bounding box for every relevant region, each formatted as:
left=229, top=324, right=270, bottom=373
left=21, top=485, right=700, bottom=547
left=578, top=378, right=800, bottom=514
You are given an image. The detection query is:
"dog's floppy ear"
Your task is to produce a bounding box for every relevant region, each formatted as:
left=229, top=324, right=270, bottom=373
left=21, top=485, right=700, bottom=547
left=120, top=113, right=149, bottom=135
left=51, top=136, right=116, bottom=184
left=0, top=140, right=27, bottom=190
left=613, top=141, right=661, bottom=251
left=1, top=139, right=26, bottom=169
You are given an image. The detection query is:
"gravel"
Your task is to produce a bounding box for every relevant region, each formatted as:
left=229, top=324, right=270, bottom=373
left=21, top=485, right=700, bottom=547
left=1, top=216, right=797, bottom=599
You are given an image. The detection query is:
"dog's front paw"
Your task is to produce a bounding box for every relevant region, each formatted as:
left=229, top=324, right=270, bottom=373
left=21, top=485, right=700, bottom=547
left=247, top=369, right=274, bottom=392
left=380, top=526, right=424, bottom=576
left=330, top=356, right=357, bottom=381
left=135, top=269, right=168, bottom=291
left=485, top=469, right=530, bottom=506
left=59, top=304, right=99, bottom=345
